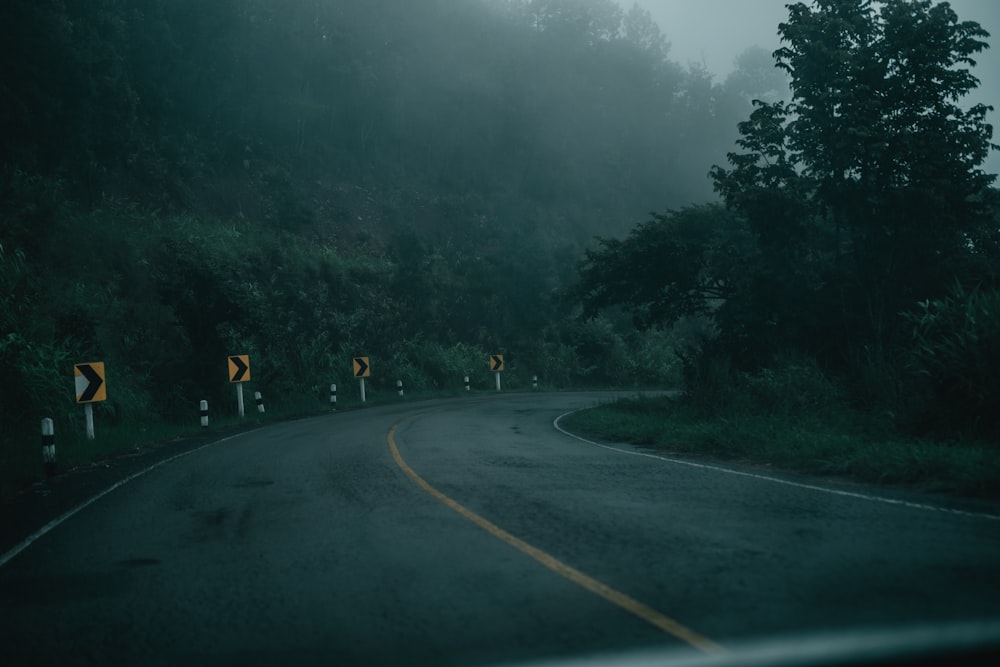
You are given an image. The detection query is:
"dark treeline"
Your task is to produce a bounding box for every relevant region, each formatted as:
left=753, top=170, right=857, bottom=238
left=578, top=0, right=1000, bottom=440
left=1, top=0, right=785, bottom=478
left=1, top=0, right=784, bottom=225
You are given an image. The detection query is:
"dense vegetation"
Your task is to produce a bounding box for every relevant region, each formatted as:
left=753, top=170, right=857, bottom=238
left=3, top=0, right=997, bottom=498
left=1, top=0, right=788, bottom=492
left=577, top=0, right=1000, bottom=447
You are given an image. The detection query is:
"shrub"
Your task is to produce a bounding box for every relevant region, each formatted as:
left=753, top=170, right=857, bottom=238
left=903, top=282, right=1000, bottom=438
left=680, top=343, right=846, bottom=420
left=742, top=353, right=845, bottom=417
left=679, top=342, right=740, bottom=417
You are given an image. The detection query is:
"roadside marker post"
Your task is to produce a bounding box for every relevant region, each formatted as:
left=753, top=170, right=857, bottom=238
left=85, top=404, right=95, bottom=441
left=74, top=362, right=106, bottom=441
left=200, top=400, right=209, bottom=428
left=330, top=383, right=337, bottom=409
left=255, top=391, right=265, bottom=414
left=532, top=375, right=538, bottom=390
left=41, top=418, right=55, bottom=477
left=490, top=354, right=504, bottom=392
left=464, top=376, right=470, bottom=392
left=397, top=380, right=404, bottom=397
left=353, top=357, right=370, bottom=403
left=228, top=355, right=250, bottom=417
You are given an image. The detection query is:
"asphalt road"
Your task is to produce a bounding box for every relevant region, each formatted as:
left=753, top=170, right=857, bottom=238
left=1, top=392, right=998, bottom=666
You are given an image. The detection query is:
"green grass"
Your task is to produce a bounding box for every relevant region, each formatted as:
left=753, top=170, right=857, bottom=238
left=563, top=395, right=1000, bottom=499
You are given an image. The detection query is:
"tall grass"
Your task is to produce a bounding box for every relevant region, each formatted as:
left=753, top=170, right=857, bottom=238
left=564, top=357, right=1000, bottom=499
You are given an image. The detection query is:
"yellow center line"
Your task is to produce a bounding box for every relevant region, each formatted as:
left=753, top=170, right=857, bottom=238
left=387, top=421, right=726, bottom=655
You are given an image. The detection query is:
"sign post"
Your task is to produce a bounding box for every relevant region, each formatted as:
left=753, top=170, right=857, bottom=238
left=74, top=362, right=106, bottom=440
left=490, top=354, right=504, bottom=392
left=85, top=404, right=96, bottom=440
left=228, top=355, right=251, bottom=417
left=353, top=357, right=370, bottom=402
left=42, top=418, right=56, bottom=476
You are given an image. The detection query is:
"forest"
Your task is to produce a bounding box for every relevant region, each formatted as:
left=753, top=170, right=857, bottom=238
left=1, top=0, right=998, bottom=494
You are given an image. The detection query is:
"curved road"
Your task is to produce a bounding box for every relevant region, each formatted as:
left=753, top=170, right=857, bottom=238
left=1, top=392, right=998, bottom=666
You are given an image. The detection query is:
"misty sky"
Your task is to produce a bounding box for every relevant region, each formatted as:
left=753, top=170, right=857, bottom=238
left=624, top=0, right=1000, bottom=173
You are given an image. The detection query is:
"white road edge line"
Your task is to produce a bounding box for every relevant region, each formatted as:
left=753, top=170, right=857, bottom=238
left=0, top=430, right=256, bottom=570
left=553, top=411, right=1000, bottom=522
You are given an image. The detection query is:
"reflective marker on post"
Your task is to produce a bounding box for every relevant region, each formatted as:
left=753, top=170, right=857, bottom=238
left=353, top=357, right=370, bottom=403
left=490, top=354, right=503, bottom=392
left=464, top=376, right=470, bottom=392
left=74, top=361, right=105, bottom=441
left=330, top=383, right=337, bottom=409
left=533, top=375, right=538, bottom=390
left=200, top=400, right=209, bottom=427
left=255, top=391, right=265, bottom=414
left=229, top=355, right=249, bottom=417
left=41, top=418, right=56, bottom=477
left=397, top=380, right=404, bottom=397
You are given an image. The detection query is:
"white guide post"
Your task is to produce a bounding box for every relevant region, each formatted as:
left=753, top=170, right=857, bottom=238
left=42, top=418, right=56, bottom=475
left=84, top=403, right=95, bottom=441
left=236, top=383, right=245, bottom=417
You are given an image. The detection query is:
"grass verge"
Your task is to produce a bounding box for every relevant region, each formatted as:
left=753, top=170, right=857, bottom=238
left=562, top=395, right=1000, bottom=499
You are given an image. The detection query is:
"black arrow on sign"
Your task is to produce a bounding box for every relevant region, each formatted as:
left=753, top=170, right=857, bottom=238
left=78, top=364, right=104, bottom=402
left=230, top=356, right=249, bottom=382
left=491, top=355, right=503, bottom=372
left=354, top=357, right=369, bottom=378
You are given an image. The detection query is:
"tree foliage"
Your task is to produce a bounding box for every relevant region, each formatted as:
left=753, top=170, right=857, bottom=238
left=576, top=205, right=749, bottom=329
left=577, top=0, right=999, bottom=437
left=711, top=0, right=997, bottom=358
left=4, top=0, right=780, bottom=475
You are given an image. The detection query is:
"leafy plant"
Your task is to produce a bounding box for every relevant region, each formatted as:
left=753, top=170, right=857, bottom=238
left=904, top=281, right=1000, bottom=437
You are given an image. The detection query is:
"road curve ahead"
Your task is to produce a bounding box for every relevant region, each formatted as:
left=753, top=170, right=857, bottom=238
left=1, top=392, right=998, bottom=666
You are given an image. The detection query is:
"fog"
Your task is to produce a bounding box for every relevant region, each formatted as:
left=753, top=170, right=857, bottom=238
left=627, top=0, right=1000, bottom=173
left=4, top=0, right=1000, bottom=466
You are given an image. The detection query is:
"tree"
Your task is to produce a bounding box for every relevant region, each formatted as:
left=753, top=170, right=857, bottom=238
left=575, top=205, right=750, bottom=330
left=514, top=0, right=624, bottom=42
left=622, top=3, right=668, bottom=61
left=724, top=46, right=789, bottom=105
left=711, top=0, right=997, bottom=359
left=577, top=0, right=996, bottom=378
